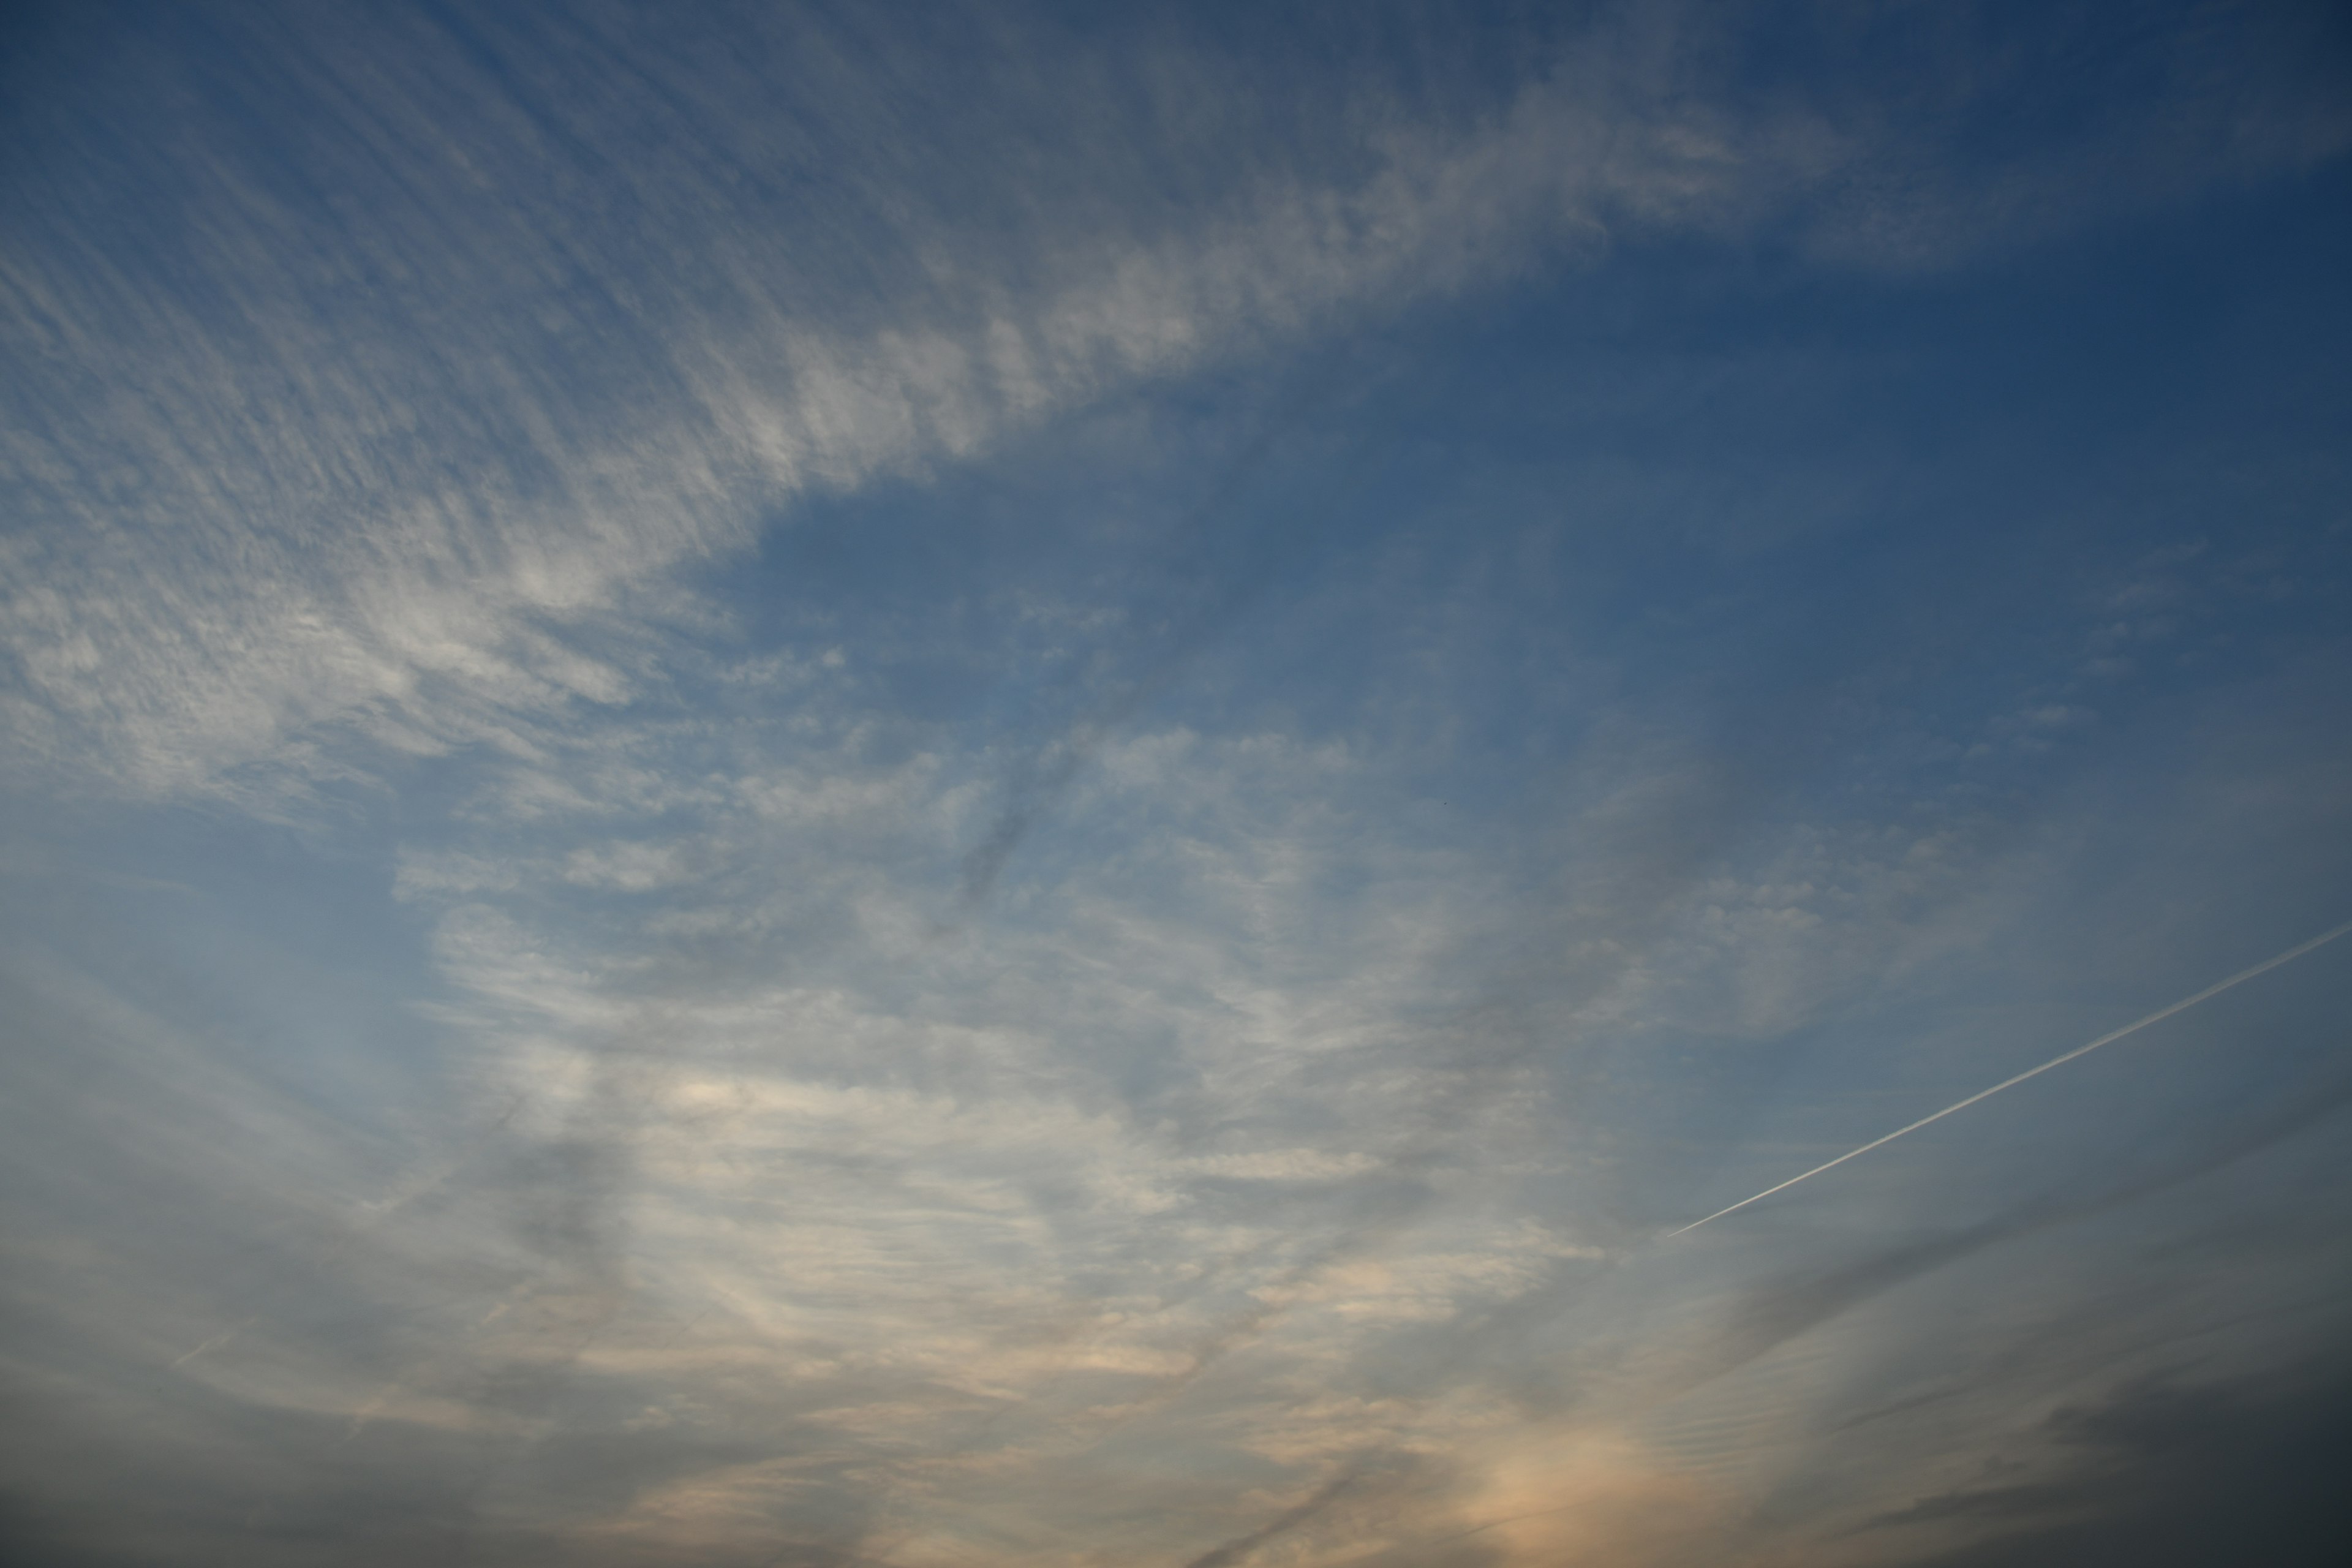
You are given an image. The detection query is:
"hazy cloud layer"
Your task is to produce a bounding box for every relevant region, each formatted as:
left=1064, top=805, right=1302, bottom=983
left=4, top=3, right=2351, bottom=1565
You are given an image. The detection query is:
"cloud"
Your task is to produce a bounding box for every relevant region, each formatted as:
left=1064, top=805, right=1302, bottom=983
left=8, top=1, right=2339, bottom=808
left=1180, top=1453, right=1381, bottom=1568
left=0, top=2, right=1732, bottom=802
left=1867, top=1355, right=2352, bottom=1567
left=7, top=6, right=2352, bottom=1566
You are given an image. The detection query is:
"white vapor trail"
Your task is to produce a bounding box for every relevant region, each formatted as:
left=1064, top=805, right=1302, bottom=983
left=1666, top=918, right=2352, bottom=1238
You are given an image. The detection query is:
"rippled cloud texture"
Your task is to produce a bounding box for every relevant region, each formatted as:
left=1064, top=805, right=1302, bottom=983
left=5, top=3, right=2351, bottom=1564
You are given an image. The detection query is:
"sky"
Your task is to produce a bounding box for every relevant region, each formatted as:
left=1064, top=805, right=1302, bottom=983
left=3, top=2, right=2351, bottom=1564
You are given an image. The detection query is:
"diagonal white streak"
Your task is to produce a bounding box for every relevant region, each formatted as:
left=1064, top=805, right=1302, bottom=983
left=1665, top=918, right=2352, bottom=1238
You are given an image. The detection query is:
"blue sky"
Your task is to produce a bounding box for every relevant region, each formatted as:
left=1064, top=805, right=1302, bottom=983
left=4, top=3, right=2351, bottom=1564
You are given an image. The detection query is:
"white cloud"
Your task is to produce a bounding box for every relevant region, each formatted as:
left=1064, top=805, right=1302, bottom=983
left=15, top=3, right=2332, bottom=807
left=9, top=7, right=2350, bottom=1563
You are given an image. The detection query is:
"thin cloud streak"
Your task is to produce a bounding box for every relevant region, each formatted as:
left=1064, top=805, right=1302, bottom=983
left=1666, top=918, right=2352, bottom=1237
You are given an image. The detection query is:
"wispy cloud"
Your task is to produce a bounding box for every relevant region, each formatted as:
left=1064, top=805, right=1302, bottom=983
left=9, top=2, right=2338, bottom=806
left=6, top=4, right=2351, bottom=1565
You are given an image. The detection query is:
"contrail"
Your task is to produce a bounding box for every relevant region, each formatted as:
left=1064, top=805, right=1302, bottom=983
left=1667, top=918, right=2352, bottom=1238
